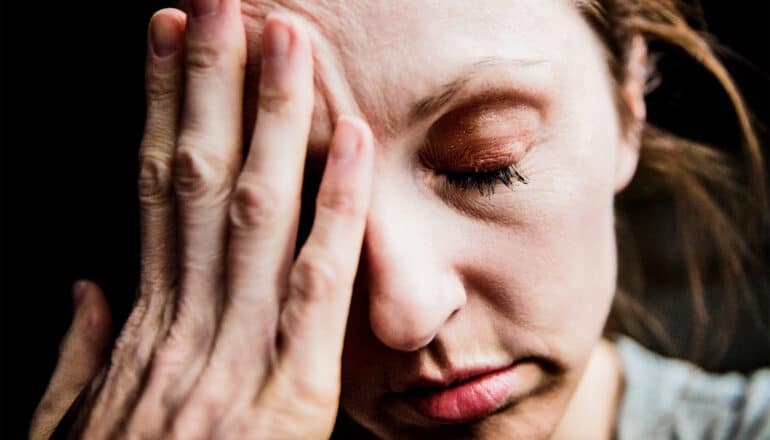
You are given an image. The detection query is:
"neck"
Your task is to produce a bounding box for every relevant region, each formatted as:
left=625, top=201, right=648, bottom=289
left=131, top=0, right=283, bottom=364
left=551, top=338, right=624, bottom=440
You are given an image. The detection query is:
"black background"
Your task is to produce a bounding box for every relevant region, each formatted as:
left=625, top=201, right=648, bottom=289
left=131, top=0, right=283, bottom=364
left=3, top=1, right=769, bottom=438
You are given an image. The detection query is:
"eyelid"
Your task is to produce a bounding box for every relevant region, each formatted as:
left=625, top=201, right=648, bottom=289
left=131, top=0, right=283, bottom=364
left=425, top=101, right=542, bottom=166
left=431, top=141, right=524, bottom=172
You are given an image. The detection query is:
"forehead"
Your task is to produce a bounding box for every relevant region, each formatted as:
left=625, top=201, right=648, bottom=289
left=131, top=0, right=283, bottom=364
left=240, top=0, right=589, bottom=140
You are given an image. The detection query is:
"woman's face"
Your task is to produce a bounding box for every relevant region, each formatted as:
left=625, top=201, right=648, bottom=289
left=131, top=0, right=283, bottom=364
left=240, top=0, right=639, bottom=438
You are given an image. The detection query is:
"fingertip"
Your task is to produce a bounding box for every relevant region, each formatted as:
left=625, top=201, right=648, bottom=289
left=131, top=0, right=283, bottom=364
left=320, top=117, right=374, bottom=213
left=336, top=115, right=368, bottom=134
left=155, top=7, right=189, bottom=21
left=72, top=279, right=91, bottom=308
left=261, top=11, right=313, bottom=78
left=72, top=286, right=112, bottom=349
left=151, top=8, right=189, bottom=31
left=265, top=11, right=310, bottom=45
left=149, top=8, right=187, bottom=58
left=70, top=280, right=112, bottom=343
left=337, top=116, right=373, bottom=156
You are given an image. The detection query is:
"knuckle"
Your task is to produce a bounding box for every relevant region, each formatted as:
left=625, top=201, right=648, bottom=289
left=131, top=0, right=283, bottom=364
left=138, top=153, right=173, bottom=206
left=228, top=180, right=282, bottom=229
left=316, top=185, right=362, bottom=218
left=257, top=85, right=296, bottom=116
left=173, top=146, right=231, bottom=203
left=186, top=41, right=225, bottom=73
left=290, top=252, right=340, bottom=302
left=145, top=66, right=178, bottom=102
left=185, top=39, right=246, bottom=76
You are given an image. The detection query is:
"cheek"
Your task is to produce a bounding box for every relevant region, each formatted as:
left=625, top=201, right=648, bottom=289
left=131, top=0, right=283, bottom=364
left=494, top=52, right=623, bottom=354
left=493, top=190, right=615, bottom=307
left=528, top=183, right=617, bottom=337
left=470, top=136, right=620, bottom=365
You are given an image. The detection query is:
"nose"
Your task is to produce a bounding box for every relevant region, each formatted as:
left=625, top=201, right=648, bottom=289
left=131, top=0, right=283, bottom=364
left=361, top=194, right=466, bottom=352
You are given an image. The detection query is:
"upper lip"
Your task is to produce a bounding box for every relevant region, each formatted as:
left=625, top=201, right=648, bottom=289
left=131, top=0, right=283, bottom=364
left=392, top=363, right=515, bottom=394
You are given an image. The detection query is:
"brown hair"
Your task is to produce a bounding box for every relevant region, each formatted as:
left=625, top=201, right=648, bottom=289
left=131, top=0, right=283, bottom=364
left=578, top=0, right=768, bottom=364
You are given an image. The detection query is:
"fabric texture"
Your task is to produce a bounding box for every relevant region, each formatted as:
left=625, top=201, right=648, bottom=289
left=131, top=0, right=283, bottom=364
left=614, top=336, right=770, bottom=440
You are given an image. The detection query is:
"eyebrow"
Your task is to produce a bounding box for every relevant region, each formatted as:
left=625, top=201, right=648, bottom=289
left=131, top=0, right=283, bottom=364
left=408, top=57, right=550, bottom=122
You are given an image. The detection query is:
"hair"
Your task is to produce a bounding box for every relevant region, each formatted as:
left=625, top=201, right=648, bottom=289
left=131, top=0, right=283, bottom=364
left=577, top=0, right=768, bottom=365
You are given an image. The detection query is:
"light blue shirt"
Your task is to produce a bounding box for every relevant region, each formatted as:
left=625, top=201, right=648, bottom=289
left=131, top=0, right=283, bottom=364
left=614, top=336, right=770, bottom=440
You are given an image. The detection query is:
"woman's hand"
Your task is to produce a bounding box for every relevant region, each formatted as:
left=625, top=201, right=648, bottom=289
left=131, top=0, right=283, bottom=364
left=30, top=1, right=374, bottom=438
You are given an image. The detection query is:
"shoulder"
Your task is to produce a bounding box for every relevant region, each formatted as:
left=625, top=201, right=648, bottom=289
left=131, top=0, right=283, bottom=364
left=613, top=336, right=770, bottom=440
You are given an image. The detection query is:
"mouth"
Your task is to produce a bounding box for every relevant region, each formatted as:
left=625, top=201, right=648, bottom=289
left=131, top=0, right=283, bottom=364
left=392, top=360, right=544, bottom=424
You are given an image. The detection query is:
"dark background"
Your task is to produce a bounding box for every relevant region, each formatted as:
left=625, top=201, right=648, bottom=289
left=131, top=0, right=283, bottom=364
left=3, top=1, right=769, bottom=438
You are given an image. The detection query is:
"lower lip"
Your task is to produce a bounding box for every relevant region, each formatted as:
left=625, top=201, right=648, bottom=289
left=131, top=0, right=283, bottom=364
left=405, top=365, right=523, bottom=423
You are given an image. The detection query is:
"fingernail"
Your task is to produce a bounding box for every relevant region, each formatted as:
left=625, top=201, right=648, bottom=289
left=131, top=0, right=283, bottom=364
left=264, top=16, right=292, bottom=59
left=261, top=17, right=295, bottom=89
left=150, top=13, right=181, bottom=58
left=331, top=117, right=363, bottom=163
left=191, top=0, right=219, bottom=18
left=72, top=280, right=89, bottom=307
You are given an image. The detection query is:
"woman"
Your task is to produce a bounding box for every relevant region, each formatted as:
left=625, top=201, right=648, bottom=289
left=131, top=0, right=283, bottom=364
left=29, top=0, right=769, bottom=438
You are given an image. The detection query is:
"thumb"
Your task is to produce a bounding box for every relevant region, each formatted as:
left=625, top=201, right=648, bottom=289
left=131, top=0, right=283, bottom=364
left=30, top=280, right=112, bottom=440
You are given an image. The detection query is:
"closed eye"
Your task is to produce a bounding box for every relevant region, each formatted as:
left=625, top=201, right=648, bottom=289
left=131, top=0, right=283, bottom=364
left=437, top=164, right=528, bottom=197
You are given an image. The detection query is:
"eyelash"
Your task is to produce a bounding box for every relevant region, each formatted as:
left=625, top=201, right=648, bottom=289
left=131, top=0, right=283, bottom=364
left=438, top=163, right=529, bottom=196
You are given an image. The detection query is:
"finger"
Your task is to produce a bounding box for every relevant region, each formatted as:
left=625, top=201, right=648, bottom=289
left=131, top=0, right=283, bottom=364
left=171, top=17, right=315, bottom=433
left=214, top=14, right=314, bottom=364
left=80, top=12, right=187, bottom=435
left=279, top=116, right=373, bottom=381
left=30, top=281, right=112, bottom=440
left=137, top=7, right=186, bottom=327
left=171, top=0, right=246, bottom=329
left=227, top=13, right=314, bottom=307
left=172, top=119, right=369, bottom=440
left=126, top=1, right=248, bottom=435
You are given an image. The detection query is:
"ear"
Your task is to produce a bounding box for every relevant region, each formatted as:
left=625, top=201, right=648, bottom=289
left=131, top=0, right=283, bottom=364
left=614, top=34, right=648, bottom=193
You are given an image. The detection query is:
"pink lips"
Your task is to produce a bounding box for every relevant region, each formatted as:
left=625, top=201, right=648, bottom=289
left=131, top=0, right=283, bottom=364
left=404, top=365, right=520, bottom=423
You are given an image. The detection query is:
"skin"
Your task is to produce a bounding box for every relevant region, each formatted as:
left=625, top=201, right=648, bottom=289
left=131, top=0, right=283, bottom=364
left=31, top=0, right=648, bottom=438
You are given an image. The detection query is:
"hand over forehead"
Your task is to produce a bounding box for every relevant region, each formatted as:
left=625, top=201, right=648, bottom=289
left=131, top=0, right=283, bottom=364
left=229, top=0, right=574, bottom=157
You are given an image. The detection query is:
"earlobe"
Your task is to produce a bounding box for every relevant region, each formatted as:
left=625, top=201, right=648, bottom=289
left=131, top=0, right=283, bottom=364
left=615, top=34, right=648, bottom=193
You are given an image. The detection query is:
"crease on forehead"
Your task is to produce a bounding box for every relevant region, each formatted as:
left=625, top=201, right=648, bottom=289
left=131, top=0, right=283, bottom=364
left=186, top=0, right=580, bottom=144
left=240, top=0, right=397, bottom=144
left=242, top=0, right=414, bottom=144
